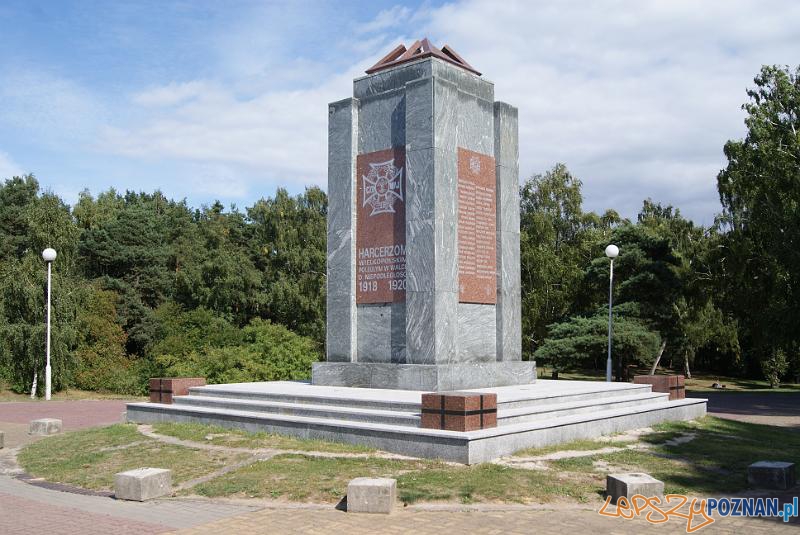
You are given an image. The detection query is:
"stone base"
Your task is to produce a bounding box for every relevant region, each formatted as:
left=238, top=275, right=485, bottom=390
left=312, top=362, right=536, bottom=391
left=347, top=477, right=396, bottom=514
left=114, top=468, right=172, bottom=501
left=29, top=418, right=62, bottom=436
left=607, top=473, right=664, bottom=504
left=748, top=461, right=796, bottom=490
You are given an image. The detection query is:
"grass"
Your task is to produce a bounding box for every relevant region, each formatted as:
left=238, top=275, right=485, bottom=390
left=18, top=424, right=248, bottom=491
left=512, top=437, right=632, bottom=457
left=552, top=416, right=800, bottom=496
left=18, top=417, right=800, bottom=503
left=539, top=368, right=800, bottom=393
left=152, top=422, right=375, bottom=454
left=191, top=454, right=595, bottom=504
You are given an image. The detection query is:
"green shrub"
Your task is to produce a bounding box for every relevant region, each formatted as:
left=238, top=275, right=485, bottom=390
left=158, top=318, right=320, bottom=384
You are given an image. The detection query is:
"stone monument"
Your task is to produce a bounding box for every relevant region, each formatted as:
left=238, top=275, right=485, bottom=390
left=313, top=39, right=535, bottom=391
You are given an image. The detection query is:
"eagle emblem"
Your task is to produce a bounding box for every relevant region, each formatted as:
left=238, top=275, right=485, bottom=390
left=362, top=159, right=404, bottom=216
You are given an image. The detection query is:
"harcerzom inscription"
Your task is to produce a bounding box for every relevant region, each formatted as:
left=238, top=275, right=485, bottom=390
left=458, top=147, right=497, bottom=304
left=356, top=147, right=406, bottom=304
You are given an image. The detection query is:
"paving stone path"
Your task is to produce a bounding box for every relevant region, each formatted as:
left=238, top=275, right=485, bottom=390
left=2, top=397, right=799, bottom=534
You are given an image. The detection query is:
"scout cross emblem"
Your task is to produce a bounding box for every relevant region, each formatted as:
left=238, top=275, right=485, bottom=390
left=363, top=159, right=404, bottom=216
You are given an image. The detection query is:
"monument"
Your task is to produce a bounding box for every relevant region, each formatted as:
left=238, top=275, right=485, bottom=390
left=126, top=40, right=706, bottom=464
left=313, top=38, right=535, bottom=391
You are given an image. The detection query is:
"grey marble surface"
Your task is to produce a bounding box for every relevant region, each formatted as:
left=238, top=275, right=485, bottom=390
left=457, top=303, right=497, bottom=362
left=358, top=90, right=405, bottom=154
left=357, top=303, right=406, bottom=363
left=353, top=59, right=433, bottom=99
left=326, top=98, right=358, bottom=362
left=312, top=361, right=535, bottom=391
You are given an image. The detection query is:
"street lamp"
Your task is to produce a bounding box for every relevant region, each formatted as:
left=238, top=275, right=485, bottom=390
left=604, top=244, right=619, bottom=382
left=42, top=247, right=57, bottom=400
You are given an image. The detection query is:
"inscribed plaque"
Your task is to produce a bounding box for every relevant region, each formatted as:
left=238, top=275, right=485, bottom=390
left=356, top=147, right=406, bottom=304
left=457, top=148, right=496, bottom=304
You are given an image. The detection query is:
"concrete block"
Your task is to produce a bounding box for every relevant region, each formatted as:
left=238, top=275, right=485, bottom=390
left=114, top=468, right=172, bottom=501
left=347, top=477, right=396, bottom=514
left=607, top=473, right=664, bottom=504
left=748, top=461, right=796, bottom=490
left=29, top=418, right=62, bottom=436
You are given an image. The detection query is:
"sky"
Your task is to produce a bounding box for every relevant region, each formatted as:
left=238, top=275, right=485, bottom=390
left=0, top=0, right=798, bottom=224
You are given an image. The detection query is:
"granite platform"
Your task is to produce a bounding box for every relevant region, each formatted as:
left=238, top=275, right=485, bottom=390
left=126, top=380, right=707, bottom=464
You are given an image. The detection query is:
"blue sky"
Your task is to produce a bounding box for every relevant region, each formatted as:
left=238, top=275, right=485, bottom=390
left=1, top=0, right=798, bottom=223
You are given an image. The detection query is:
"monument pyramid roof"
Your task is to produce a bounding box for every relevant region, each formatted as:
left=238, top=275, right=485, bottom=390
left=365, top=38, right=481, bottom=76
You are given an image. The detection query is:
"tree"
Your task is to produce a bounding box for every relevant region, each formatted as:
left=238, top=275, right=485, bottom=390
left=534, top=304, right=661, bottom=380
left=716, top=65, right=800, bottom=377
left=519, top=164, right=620, bottom=356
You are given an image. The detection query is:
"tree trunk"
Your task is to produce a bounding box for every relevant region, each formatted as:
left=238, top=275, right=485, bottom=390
left=649, top=340, right=667, bottom=375
left=684, top=351, right=692, bottom=379
left=30, top=371, right=37, bottom=399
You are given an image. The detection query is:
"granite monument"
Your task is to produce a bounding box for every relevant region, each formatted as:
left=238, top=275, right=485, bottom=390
left=313, top=39, right=535, bottom=390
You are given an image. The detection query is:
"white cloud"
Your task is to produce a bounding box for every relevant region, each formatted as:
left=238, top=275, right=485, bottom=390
left=23, top=0, right=796, bottom=222
left=0, top=151, right=23, bottom=179
left=417, top=0, right=800, bottom=223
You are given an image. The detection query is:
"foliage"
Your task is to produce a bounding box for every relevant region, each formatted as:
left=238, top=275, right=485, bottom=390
left=761, top=349, right=789, bottom=389
left=716, top=65, right=800, bottom=376
left=534, top=304, right=661, bottom=375
left=158, top=319, right=320, bottom=384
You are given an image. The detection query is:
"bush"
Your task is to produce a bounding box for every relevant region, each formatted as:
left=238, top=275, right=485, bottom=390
left=158, top=318, right=321, bottom=384
left=761, top=349, right=789, bottom=389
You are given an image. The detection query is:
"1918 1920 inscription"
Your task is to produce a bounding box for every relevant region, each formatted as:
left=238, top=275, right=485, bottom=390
left=356, top=147, right=406, bottom=304
left=458, top=148, right=496, bottom=304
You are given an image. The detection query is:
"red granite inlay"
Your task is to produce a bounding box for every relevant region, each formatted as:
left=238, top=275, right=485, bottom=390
left=458, top=148, right=497, bottom=304
left=356, top=147, right=406, bottom=304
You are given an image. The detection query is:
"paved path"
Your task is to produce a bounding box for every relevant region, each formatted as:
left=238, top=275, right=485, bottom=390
left=2, top=397, right=799, bottom=534
left=689, top=392, right=800, bottom=428
left=0, top=399, right=129, bottom=430
left=170, top=505, right=798, bottom=534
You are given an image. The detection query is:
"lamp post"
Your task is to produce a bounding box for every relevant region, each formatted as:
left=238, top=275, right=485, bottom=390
left=42, top=248, right=57, bottom=400
left=604, top=244, right=619, bottom=382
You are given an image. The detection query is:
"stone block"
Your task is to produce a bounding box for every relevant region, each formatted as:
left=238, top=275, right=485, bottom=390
left=606, top=473, right=664, bottom=504
left=633, top=375, right=685, bottom=400
left=150, top=377, right=206, bottom=404
left=29, top=418, right=62, bottom=436
left=347, top=477, right=396, bottom=514
left=114, top=468, right=172, bottom=501
left=748, top=461, right=796, bottom=490
left=421, top=391, right=497, bottom=431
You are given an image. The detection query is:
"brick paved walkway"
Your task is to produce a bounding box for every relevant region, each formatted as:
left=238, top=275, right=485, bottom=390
left=169, top=506, right=798, bottom=534
left=0, top=491, right=169, bottom=534
left=0, top=399, right=129, bottom=430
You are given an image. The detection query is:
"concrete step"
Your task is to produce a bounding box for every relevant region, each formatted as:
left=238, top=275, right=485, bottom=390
left=125, top=396, right=707, bottom=464
left=498, top=392, right=669, bottom=425
left=185, top=381, right=656, bottom=413
left=172, top=395, right=420, bottom=427
left=493, top=383, right=655, bottom=410
left=186, top=386, right=419, bottom=413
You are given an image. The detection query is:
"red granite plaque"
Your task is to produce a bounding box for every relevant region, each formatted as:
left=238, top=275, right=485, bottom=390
left=457, top=148, right=496, bottom=304
left=356, top=147, right=406, bottom=304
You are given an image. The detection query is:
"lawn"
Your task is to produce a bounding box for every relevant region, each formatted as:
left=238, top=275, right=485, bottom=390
left=17, top=417, right=798, bottom=504
left=151, top=422, right=375, bottom=454
left=543, top=368, right=800, bottom=392
left=17, top=424, right=248, bottom=491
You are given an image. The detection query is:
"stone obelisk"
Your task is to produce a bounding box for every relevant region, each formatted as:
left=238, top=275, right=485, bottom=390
left=313, top=39, right=534, bottom=390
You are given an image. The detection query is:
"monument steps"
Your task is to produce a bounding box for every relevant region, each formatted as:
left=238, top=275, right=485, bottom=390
left=127, top=380, right=706, bottom=463
left=498, top=391, right=670, bottom=425
left=167, top=388, right=669, bottom=428
left=172, top=395, right=420, bottom=427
